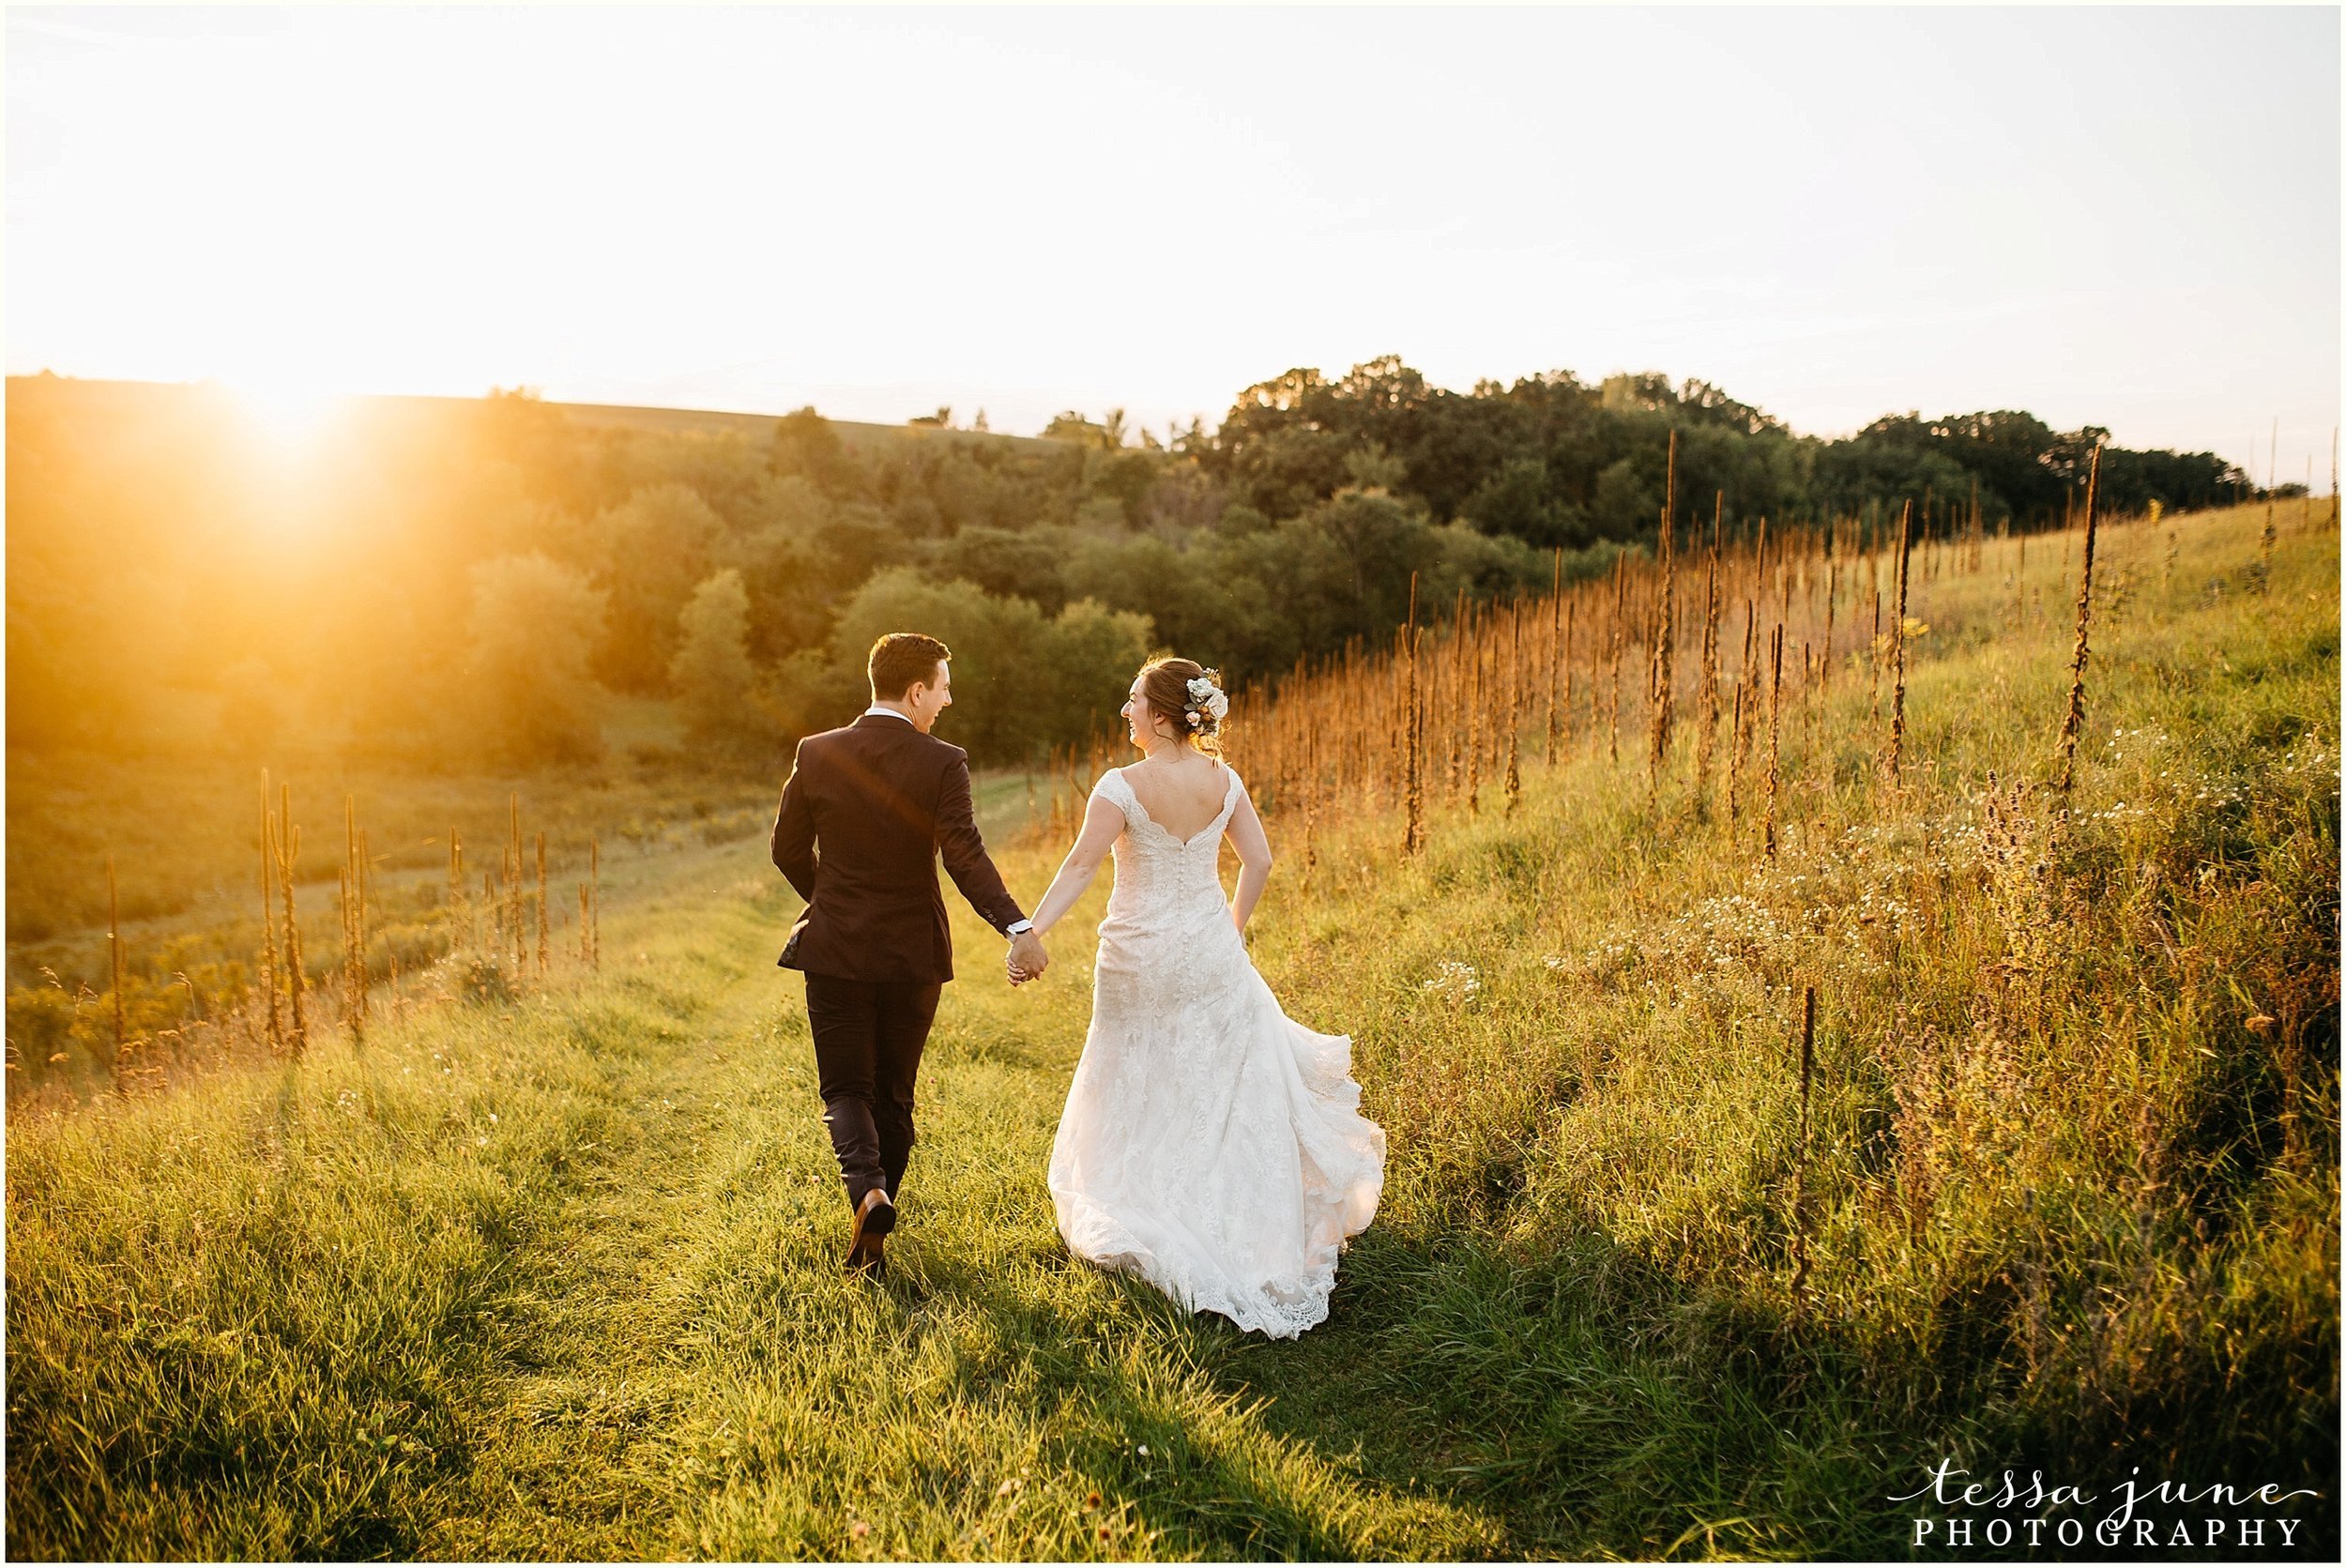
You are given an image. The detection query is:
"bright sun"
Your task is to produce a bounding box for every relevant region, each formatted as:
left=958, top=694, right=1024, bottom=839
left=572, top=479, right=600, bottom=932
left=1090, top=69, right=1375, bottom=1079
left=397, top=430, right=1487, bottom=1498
left=233, top=380, right=347, bottom=447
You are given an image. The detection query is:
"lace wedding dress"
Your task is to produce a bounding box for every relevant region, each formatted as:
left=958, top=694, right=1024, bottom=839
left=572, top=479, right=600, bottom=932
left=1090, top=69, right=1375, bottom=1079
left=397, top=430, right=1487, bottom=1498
left=1047, top=764, right=1386, bottom=1338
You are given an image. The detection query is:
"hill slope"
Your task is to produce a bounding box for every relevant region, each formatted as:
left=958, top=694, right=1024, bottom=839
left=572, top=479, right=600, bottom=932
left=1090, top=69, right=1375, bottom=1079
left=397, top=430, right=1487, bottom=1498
left=3, top=372, right=1072, bottom=454
left=6, top=502, right=2337, bottom=1559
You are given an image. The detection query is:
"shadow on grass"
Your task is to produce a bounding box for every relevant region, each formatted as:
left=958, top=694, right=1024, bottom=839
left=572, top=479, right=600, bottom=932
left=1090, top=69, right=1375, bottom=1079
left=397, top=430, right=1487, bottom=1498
left=847, top=1185, right=2342, bottom=1562
left=1206, top=1217, right=2340, bottom=1562
left=876, top=1242, right=1434, bottom=1560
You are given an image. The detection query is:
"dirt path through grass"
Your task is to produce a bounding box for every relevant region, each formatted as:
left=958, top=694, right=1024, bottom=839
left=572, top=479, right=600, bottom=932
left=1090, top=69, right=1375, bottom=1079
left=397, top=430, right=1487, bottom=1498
left=391, top=853, right=1517, bottom=1559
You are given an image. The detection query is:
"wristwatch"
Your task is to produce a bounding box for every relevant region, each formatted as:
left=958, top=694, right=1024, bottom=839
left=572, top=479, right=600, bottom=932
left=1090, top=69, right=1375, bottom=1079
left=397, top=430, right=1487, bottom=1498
left=1006, top=919, right=1034, bottom=936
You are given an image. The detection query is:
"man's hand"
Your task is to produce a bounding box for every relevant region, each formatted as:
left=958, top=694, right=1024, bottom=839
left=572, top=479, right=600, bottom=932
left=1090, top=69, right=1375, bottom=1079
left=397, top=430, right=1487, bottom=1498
left=1007, top=929, right=1048, bottom=985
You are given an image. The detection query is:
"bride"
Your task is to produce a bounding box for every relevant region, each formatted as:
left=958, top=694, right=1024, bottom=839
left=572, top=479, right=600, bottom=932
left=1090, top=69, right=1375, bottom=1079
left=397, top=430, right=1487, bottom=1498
left=1014, top=656, right=1386, bottom=1338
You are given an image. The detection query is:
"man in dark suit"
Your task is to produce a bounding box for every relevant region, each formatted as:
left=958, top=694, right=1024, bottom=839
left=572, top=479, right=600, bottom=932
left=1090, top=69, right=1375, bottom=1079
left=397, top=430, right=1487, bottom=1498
left=769, top=632, right=1049, bottom=1280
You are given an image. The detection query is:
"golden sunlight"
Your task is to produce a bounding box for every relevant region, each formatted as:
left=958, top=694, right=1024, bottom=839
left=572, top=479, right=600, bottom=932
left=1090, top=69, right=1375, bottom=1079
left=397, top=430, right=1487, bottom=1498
left=230, top=379, right=349, bottom=447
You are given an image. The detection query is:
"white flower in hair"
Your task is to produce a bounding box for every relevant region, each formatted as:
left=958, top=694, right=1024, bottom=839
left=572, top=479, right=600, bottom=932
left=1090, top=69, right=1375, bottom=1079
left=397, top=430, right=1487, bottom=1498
left=1204, top=690, right=1229, bottom=720
left=1187, top=677, right=1214, bottom=702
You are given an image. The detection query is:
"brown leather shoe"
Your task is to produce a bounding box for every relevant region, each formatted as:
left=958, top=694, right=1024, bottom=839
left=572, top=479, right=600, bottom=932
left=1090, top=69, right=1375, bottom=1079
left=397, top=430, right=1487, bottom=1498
left=845, top=1188, right=895, bottom=1278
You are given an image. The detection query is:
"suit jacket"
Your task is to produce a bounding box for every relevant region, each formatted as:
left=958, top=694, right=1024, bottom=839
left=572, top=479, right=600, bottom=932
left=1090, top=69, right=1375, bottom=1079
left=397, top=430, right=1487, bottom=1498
left=769, top=713, right=1027, bottom=983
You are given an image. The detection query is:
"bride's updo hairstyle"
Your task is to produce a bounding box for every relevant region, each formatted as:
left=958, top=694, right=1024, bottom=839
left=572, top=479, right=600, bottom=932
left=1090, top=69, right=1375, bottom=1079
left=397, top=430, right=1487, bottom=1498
left=1136, top=656, right=1227, bottom=756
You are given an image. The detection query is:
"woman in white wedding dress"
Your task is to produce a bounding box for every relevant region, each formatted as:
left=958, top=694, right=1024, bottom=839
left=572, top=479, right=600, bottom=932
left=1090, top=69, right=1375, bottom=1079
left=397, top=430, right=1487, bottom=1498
left=1016, top=657, right=1386, bottom=1339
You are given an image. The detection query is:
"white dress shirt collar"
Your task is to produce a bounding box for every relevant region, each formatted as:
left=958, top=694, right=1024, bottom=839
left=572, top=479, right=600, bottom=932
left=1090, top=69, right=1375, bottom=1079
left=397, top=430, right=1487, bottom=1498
left=861, top=704, right=916, bottom=725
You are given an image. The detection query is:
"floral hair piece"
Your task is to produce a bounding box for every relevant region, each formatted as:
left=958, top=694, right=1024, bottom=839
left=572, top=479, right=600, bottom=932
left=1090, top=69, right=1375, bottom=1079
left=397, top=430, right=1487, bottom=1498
left=1185, top=672, right=1229, bottom=724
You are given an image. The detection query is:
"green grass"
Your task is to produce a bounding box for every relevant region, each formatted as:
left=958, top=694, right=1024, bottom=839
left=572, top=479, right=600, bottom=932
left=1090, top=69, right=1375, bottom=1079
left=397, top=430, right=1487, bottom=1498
left=6, top=504, right=2337, bottom=1559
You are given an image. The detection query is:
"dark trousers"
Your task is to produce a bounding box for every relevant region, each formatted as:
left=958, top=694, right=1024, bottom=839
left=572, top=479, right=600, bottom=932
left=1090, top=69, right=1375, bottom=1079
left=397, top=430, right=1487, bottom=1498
left=803, top=972, right=943, bottom=1212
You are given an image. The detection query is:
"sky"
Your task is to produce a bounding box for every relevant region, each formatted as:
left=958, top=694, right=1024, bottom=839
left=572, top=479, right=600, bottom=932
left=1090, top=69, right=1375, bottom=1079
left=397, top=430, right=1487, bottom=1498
left=7, top=4, right=2339, bottom=480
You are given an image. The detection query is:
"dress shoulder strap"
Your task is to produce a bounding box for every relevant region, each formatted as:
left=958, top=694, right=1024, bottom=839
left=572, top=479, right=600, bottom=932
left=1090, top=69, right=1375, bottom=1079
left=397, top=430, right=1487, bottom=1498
left=1090, top=767, right=1138, bottom=817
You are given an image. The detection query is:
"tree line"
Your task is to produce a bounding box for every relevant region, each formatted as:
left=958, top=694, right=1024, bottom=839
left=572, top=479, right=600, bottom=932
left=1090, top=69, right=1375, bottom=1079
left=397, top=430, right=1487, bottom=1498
left=4, top=362, right=2257, bottom=769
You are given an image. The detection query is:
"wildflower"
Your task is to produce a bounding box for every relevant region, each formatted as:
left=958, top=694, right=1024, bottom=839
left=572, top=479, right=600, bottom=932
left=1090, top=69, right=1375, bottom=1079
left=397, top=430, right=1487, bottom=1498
left=1420, top=961, right=1481, bottom=1002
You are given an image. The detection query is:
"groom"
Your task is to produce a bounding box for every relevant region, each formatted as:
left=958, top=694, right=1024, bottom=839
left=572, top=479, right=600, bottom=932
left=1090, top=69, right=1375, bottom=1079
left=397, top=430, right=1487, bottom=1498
left=769, top=632, right=1049, bottom=1280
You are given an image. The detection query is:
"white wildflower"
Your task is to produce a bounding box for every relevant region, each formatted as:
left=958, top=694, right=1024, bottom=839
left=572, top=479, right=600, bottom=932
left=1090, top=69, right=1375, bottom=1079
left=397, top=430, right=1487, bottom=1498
left=1420, top=961, right=1482, bottom=1003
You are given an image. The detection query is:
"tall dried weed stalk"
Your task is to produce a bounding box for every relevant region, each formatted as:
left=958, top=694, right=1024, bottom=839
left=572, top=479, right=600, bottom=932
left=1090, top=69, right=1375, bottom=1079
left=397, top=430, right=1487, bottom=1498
left=2055, top=442, right=2104, bottom=799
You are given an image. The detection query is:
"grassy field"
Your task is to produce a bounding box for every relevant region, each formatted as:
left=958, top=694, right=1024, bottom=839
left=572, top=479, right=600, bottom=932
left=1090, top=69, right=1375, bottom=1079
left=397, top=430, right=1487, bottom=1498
left=5, top=502, right=2338, bottom=1559
left=2, top=696, right=1044, bottom=1105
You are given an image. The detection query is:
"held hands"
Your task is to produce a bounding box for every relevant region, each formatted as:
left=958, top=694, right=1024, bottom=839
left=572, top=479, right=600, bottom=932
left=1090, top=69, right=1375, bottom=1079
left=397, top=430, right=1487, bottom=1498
left=1006, top=928, right=1048, bottom=986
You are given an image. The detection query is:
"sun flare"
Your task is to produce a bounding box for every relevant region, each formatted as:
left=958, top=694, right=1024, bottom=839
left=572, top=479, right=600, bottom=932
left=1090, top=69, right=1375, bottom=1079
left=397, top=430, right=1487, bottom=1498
left=232, top=380, right=348, bottom=447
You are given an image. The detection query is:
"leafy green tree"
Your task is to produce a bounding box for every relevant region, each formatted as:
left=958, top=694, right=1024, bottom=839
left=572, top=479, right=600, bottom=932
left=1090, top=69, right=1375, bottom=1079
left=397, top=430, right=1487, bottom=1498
left=1039, top=598, right=1153, bottom=747
left=824, top=571, right=1047, bottom=759
left=1284, top=488, right=1445, bottom=647
left=820, top=570, right=1153, bottom=763
left=1673, top=377, right=1787, bottom=436
left=465, top=553, right=607, bottom=763
left=1425, top=521, right=1556, bottom=602
left=1591, top=456, right=1661, bottom=541
left=1230, top=419, right=1351, bottom=520
left=1812, top=433, right=1979, bottom=538
left=811, top=502, right=916, bottom=591
left=731, top=525, right=829, bottom=662
left=1061, top=532, right=1246, bottom=673
left=771, top=406, right=850, bottom=494
left=586, top=482, right=724, bottom=693
left=2097, top=446, right=2246, bottom=514
left=1043, top=412, right=1118, bottom=448
left=1216, top=502, right=1272, bottom=536
left=763, top=647, right=866, bottom=744
left=1463, top=455, right=1581, bottom=547
left=1089, top=449, right=1159, bottom=525
left=671, top=569, right=767, bottom=751
left=924, top=526, right=1070, bottom=614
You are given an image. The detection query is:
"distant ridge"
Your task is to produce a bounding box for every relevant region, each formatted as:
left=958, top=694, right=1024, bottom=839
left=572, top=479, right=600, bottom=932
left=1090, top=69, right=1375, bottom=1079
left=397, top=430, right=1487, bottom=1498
left=3, top=373, right=1072, bottom=455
